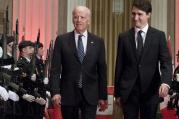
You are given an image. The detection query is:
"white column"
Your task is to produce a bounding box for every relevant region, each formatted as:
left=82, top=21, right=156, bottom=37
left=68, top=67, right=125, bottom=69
left=151, top=0, right=167, bottom=35
left=67, top=0, right=86, bottom=32
left=0, top=0, right=13, bottom=35
left=58, top=0, right=67, bottom=34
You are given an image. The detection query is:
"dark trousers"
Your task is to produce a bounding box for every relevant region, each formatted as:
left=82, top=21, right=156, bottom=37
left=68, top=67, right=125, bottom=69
left=19, top=101, right=44, bottom=119
left=122, top=82, right=159, bottom=119
left=61, top=89, right=97, bottom=119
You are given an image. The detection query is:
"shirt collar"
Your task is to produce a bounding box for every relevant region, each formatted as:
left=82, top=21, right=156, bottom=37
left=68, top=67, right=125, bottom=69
left=24, top=57, right=31, bottom=62
left=135, top=24, right=149, bottom=34
left=74, top=30, right=88, bottom=38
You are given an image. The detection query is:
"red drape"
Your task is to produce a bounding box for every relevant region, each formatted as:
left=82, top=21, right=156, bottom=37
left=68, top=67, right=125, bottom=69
left=13, top=0, right=58, bottom=57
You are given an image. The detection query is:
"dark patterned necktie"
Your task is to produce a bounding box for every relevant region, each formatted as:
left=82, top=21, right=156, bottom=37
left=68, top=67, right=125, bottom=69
left=137, top=30, right=143, bottom=60
left=77, top=35, right=85, bottom=63
left=77, top=35, right=84, bottom=88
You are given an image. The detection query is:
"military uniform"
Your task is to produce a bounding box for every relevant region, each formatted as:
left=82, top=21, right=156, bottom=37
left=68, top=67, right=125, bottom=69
left=17, top=40, right=46, bottom=119
left=0, top=36, right=21, bottom=119
left=35, top=41, right=47, bottom=119
left=35, top=56, right=46, bottom=119
left=0, top=77, right=7, bottom=119
left=2, top=64, right=22, bottom=119
left=172, top=51, right=179, bottom=92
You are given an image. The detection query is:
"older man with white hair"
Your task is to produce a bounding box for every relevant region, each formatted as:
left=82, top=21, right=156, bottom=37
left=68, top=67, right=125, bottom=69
left=50, top=6, right=108, bottom=119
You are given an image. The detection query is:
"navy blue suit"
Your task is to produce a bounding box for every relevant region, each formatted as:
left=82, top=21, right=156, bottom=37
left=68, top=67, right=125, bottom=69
left=50, top=31, right=107, bottom=119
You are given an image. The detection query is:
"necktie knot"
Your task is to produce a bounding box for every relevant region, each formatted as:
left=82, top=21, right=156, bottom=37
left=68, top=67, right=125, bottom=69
left=138, top=30, right=142, bottom=35
left=78, top=35, right=83, bottom=40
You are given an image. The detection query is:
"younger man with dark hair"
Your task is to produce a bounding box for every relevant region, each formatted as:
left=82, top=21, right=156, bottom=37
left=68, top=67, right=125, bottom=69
left=114, top=0, right=172, bottom=119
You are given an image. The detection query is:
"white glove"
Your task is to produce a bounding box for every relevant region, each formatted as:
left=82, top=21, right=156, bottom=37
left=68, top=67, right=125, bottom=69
left=14, top=67, right=19, bottom=71
left=31, top=74, right=36, bottom=82
left=0, top=47, right=3, bottom=58
left=46, top=91, right=51, bottom=97
left=35, top=97, right=46, bottom=105
left=2, top=65, right=12, bottom=69
left=176, top=73, right=179, bottom=82
left=22, top=94, right=35, bottom=102
left=8, top=90, right=19, bottom=101
left=0, top=86, right=9, bottom=101
left=43, top=77, right=49, bottom=84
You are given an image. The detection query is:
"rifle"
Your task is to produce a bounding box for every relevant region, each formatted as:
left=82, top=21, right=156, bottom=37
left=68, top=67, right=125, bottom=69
left=30, top=29, right=44, bottom=98
left=5, top=6, right=9, bottom=35
left=44, top=49, right=49, bottom=78
left=45, top=39, right=54, bottom=79
left=31, top=29, right=40, bottom=75
left=11, top=19, right=19, bottom=70
left=2, top=34, right=7, bottom=59
left=0, top=68, right=27, bottom=94
left=2, top=6, right=9, bottom=59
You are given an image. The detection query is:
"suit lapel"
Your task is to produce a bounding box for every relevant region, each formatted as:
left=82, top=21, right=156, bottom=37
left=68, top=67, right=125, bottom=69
left=67, top=31, right=80, bottom=62
left=129, top=27, right=154, bottom=63
left=129, top=28, right=138, bottom=61
left=83, top=32, right=94, bottom=64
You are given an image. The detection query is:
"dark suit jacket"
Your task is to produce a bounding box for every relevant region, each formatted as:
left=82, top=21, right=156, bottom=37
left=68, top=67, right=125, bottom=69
left=114, top=26, right=172, bottom=102
left=50, top=31, right=107, bottom=106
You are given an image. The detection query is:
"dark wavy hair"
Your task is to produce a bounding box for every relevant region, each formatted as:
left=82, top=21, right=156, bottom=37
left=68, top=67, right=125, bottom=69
left=132, top=0, right=152, bottom=14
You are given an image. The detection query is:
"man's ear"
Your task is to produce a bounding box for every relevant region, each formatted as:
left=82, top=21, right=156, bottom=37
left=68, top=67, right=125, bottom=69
left=22, top=48, right=26, bottom=53
left=147, top=12, right=151, bottom=18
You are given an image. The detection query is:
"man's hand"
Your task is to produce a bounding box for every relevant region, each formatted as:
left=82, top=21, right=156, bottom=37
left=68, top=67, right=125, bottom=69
left=8, top=90, right=19, bottom=101
left=31, top=74, right=36, bottom=82
left=52, top=94, right=61, bottom=105
left=176, top=73, right=179, bottom=82
left=22, top=94, right=35, bottom=102
left=35, top=97, right=46, bottom=105
left=159, top=84, right=169, bottom=98
left=115, top=97, right=122, bottom=107
left=43, top=77, right=49, bottom=84
left=0, top=86, right=9, bottom=101
left=98, top=100, right=108, bottom=111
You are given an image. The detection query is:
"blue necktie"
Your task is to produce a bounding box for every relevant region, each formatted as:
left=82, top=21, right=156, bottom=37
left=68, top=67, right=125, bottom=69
left=77, top=35, right=85, bottom=63
left=137, top=30, right=143, bottom=60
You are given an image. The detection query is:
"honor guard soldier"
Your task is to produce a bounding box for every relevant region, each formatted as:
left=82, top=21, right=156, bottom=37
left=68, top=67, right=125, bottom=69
left=35, top=42, right=49, bottom=85
left=17, top=40, right=46, bottom=119
left=171, top=50, right=179, bottom=92
left=174, top=50, right=179, bottom=82
left=34, top=41, right=47, bottom=119
left=0, top=36, right=20, bottom=119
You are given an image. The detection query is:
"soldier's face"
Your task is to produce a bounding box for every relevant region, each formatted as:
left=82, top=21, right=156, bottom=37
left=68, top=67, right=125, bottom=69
left=37, top=47, right=44, bottom=57
left=7, top=42, right=13, bottom=54
left=24, top=46, right=34, bottom=56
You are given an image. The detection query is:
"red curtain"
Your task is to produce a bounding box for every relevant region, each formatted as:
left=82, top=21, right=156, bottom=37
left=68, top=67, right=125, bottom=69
left=13, top=0, right=58, bottom=58
left=175, top=0, right=179, bottom=66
